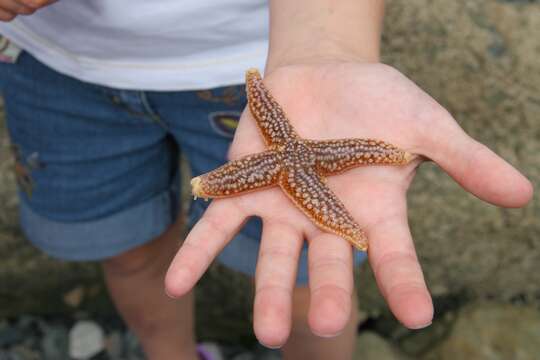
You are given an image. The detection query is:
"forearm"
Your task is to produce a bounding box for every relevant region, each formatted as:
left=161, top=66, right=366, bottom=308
left=266, top=0, right=385, bottom=73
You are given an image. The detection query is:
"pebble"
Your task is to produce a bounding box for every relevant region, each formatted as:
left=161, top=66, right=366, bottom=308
left=40, top=324, right=68, bottom=360
left=63, top=287, right=85, bottom=308
left=425, top=302, right=540, bottom=360
left=68, top=321, right=105, bottom=360
left=0, top=313, right=285, bottom=360
left=104, top=331, right=123, bottom=359
left=0, top=326, right=22, bottom=348
left=354, top=331, right=408, bottom=360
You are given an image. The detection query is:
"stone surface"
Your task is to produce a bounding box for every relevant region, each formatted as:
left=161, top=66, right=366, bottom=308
left=424, top=302, right=540, bottom=360
left=355, top=0, right=540, bottom=316
left=40, top=324, right=68, bottom=360
left=68, top=320, right=105, bottom=360
left=104, top=331, right=123, bottom=359
left=354, top=331, right=409, bottom=360
left=0, top=0, right=539, bottom=349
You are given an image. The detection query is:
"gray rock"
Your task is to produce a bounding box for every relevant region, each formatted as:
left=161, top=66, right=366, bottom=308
left=122, top=331, right=144, bottom=359
left=0, top=323, right=22, bottom=348
left=1, top=0, right=539, bottom=348
left=424, top=302, right=540, bottom=360
left=7, top=346, right=39, bottom=360
left=68, top=321, right=105, bottom=360
left=40, top=324, right=68, bottom=360
left=105, top=331, right=124, bottom=359
left=396, top=312, right=454, bottom=357
left=356, top=0, right=540, bottom=317
left=355, top=331, right=408, bottom=360
left=231, top=353, right=254, bottom=360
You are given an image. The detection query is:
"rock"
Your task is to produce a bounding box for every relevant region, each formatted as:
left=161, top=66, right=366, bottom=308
left=424, top=302, right=540, bottom=360
left=123, top=331, right=144, bottom=359
left=68, top=321, right=105, bottom=360
left=396, top=312, right=455, bottom=357
left=105, top=331, right=123, bottom=359
left=355, top=0, right=540, bottom=317
left=0, top=324, right=23, bottom=348
left=1, top=0, right=540, bottom=347
left=241, top=344, right=281, bottom=360
left=63, top=287, right=85, bottom=308
left=40, top=324, right=68, bottom=360
left=8, top=345, right=39, bottom=360
left=354, top=331, right=408, bottom=360
left=197, top=342, right=224, bottom=360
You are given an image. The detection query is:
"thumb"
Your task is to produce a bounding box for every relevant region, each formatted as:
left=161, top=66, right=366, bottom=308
left=419, top=111, right=533, bottom=208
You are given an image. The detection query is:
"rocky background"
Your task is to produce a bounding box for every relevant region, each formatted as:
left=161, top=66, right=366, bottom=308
left=1, top=0, right=539, bottom=359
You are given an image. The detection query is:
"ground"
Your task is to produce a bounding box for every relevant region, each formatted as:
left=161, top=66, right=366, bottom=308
left=0, top=0, right=539, bottom=358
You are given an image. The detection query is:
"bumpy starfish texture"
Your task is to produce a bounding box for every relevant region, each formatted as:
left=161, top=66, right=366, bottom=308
left=191, top=69, right=415, bottom=251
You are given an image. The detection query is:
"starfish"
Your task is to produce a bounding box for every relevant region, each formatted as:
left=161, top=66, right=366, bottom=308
left=191, top=69, right=415, bottom=251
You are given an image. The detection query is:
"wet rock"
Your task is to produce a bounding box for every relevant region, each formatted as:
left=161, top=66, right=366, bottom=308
left=122, top=331, right=144, bottom=359
left=396, top=312, right=455, bottom=357
left=0, top=322, right=22, bottom=347
left=40, top=324, right=68, bottom=360
left=8, top=345, right=39, bottom=360
left=68, top=321, right=105, bottom=360
left=231, top=344, right=281, bottom=360
left=354, top=331, right=409, bottom=360
left=63, top=287, right=85, bottom=308
left=104, top=331, right=123, bottom=359
left=0, top=0, right=539, bottom=349
left=424, top=302, right=540, bottom=360
left=356, top=0, right=540, bottom=318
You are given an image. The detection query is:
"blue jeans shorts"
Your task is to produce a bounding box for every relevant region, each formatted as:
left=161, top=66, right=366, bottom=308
left=0, top=51, right=366, bottom=284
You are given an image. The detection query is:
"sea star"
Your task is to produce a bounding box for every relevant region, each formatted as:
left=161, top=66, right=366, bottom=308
left=191, top=69, right=415, bottom=251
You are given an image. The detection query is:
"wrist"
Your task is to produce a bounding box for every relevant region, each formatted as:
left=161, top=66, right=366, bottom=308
left=266, top=38, right=381, bottom=74
left=266, top=0, right=384, bottom=74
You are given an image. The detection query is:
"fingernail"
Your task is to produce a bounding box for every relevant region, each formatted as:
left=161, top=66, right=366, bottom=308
left=164, top=288, right=177, bottom=299
left=259, top=341, right=282, bottom=350
left=410, top=321, right=432, bottom=330
left=312, top=330, right=343, bottom=338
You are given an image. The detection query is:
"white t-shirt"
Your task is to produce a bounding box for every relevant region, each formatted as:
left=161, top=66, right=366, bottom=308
left=0, top=0, right=269, bottom=90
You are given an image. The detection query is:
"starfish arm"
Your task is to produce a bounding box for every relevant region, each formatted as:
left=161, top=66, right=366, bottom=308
left=246, top=69, right=298, bottom=146
left=305, top=138, right=416, bottom=176
left=279, top=167, right=368, bottom=251
left=191, top=150, right=282, bottom=199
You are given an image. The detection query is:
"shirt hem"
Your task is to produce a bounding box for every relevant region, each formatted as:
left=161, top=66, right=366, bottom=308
left=0, top=21, right=268, bottom=91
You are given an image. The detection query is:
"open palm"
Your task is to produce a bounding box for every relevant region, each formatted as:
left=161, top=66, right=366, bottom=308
left=166, top=63, right=532, bottom=347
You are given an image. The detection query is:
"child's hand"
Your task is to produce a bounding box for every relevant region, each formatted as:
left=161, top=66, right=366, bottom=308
left=166, top=62, right=532, bottom=347
left=0, top=0, right=54, bottom=21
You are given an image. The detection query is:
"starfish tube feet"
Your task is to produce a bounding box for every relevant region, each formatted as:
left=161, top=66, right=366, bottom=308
left=191, top=150, right=282, bottom=199
left=307, top=138, right=414, bottom=176
left=246, top=69, right=298, bottom=146
left=279, top=168, right=368, bottom=251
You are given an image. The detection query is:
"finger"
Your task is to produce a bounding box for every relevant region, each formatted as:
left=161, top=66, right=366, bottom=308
left=165, top=200, right=247, bottom=298
left=253, top=220, right=303, bottom=348
left=3, top=0, right=34, bottom=14
left=18, top=0, right=55, bottom=10
left=307, top=232, right=355, bottom=337
left=420, top=111, right=533, bottom=208
left=367, top=209, right=433, bottom=329
left=0, top=8, right=16, bottom=21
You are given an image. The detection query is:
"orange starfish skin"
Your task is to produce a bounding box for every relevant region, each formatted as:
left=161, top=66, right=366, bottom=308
left=191, top=69, right=415, bottom=251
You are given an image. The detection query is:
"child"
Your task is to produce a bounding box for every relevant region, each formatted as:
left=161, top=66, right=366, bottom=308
left=0, top=1, right=532, bottom=359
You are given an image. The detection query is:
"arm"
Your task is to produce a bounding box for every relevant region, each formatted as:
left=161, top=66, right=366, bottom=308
left=0, top=0, right=54, bottom=21
left=267, top=0, right=384, bottom=72
left=166, top=0, right=532, bottom=350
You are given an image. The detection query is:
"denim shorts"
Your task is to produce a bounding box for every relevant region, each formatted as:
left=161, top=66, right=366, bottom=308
left=0, top=51, right=366, bottom=284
